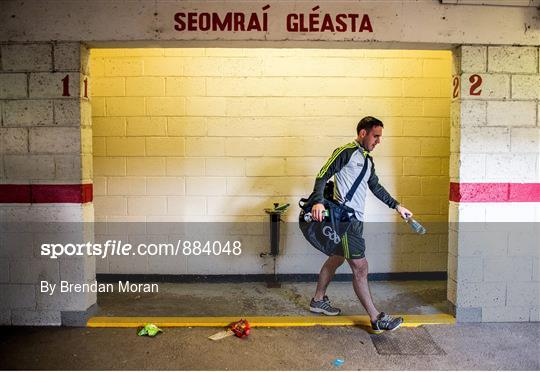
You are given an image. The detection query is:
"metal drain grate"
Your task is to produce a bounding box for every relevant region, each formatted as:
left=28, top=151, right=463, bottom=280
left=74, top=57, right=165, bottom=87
left=370, top=326, right=446, bottom=355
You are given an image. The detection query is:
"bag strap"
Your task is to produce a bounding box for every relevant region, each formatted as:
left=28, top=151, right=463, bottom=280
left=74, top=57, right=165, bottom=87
left=344, top=150, right=370, bottom=203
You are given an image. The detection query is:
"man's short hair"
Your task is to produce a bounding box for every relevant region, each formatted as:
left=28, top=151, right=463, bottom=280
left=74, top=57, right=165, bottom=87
left=357, top=116, right=384, bottom=134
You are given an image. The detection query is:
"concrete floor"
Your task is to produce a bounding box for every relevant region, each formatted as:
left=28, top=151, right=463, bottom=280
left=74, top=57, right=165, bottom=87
left=2, top=281, right=538, bottom=370
left=96, top=280, right=449, bottom=316
left=0, top=323, right=538, bottom=370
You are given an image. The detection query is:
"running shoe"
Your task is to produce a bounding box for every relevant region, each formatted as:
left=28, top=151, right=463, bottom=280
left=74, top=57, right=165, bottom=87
left=370, top=312, right=403, bottom=334
left=309, top=295, right=341, bottom=316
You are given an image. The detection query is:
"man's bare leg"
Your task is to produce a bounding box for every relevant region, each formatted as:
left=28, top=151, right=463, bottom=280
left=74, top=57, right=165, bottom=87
left=347, top=257, right=379, bottom=322
left=313, top=255, right=345, bottom=301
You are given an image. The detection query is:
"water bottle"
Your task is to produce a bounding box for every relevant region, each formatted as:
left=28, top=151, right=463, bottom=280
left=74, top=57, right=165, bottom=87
left=405, top=216, right=427, bottom=235
left=303, top=210, right=329, bottom=222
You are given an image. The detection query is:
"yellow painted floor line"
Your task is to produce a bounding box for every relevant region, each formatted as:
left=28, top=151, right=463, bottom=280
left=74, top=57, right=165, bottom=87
left=87, top=314, right=455, bottom=328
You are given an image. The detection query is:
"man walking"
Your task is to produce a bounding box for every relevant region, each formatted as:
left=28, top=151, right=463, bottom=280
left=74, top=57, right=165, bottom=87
left=308, top=116, right=412, bottom=333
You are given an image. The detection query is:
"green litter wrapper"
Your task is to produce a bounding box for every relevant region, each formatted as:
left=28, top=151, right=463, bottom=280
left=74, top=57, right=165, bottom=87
left=137, top=323, right=163, bottom=337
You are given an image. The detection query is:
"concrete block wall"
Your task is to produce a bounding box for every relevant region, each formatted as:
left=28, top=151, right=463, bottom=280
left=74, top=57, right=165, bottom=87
left=0, top=42, right=96, bottom=325
left=90, top=48, right=451, bottom=275
left=449, top=45, right=540, bottom=322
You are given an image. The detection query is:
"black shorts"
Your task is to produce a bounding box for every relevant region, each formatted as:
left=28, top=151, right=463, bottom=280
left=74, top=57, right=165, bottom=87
left=333, top=218, right=365, bottom=259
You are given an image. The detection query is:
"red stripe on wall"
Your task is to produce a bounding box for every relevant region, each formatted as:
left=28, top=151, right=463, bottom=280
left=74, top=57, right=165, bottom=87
left=1, top=183, right=539, bottom=203
left=0, top=185, right=31, bottom=203
left=450, top=182, right=540, bottom=202
left=0, top=184, right=93, bottom=203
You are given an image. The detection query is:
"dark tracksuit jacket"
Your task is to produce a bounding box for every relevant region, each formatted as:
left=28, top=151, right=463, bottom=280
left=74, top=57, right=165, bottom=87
left=312, top=140, right=399, bottom=221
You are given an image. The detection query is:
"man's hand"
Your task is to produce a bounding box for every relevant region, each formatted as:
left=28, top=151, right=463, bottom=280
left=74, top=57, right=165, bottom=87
left=396, top=205, right=413, bottom=220
left=311, top=203, right=326, bottom=222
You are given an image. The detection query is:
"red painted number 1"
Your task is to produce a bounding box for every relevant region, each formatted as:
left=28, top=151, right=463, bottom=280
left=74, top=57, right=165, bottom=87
left=61, top=75, right=88, bottom=98
left=83, top=77, right=88, bottom=98
left=61, top=75, right=70, bottom=97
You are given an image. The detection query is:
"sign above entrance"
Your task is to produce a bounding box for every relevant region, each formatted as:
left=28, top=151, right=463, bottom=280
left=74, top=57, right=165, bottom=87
left=1, top=0, right=538, bottom=46
left=173, top=6, right=373, bottom=34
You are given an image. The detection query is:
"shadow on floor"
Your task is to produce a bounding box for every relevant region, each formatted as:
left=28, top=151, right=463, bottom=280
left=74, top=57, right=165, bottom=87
left=95, top=280, right=451, bottom=316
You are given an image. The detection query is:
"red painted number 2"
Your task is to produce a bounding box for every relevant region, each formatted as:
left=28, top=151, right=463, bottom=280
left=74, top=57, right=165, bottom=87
left=469, top=74, right=482, bottom=96
left=452, top=74, right=483, bottom=98
left=452, top=76, right=460, bottom=98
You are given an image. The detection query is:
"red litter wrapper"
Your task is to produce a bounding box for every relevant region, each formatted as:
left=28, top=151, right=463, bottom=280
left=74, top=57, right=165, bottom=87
left=230, top=319, right=250, bottom=338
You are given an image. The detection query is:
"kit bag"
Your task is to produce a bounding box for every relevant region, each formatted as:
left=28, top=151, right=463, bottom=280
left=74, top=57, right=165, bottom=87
left=298, top=154, right=370, bottom=256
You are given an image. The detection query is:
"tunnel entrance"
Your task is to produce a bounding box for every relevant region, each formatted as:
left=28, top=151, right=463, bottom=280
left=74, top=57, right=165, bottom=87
left=88, top=46, right=452, bottom=318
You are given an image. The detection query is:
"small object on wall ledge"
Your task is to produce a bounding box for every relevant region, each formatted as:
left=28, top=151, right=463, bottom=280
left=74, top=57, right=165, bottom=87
left=264, top=203, right=290, bottom=214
